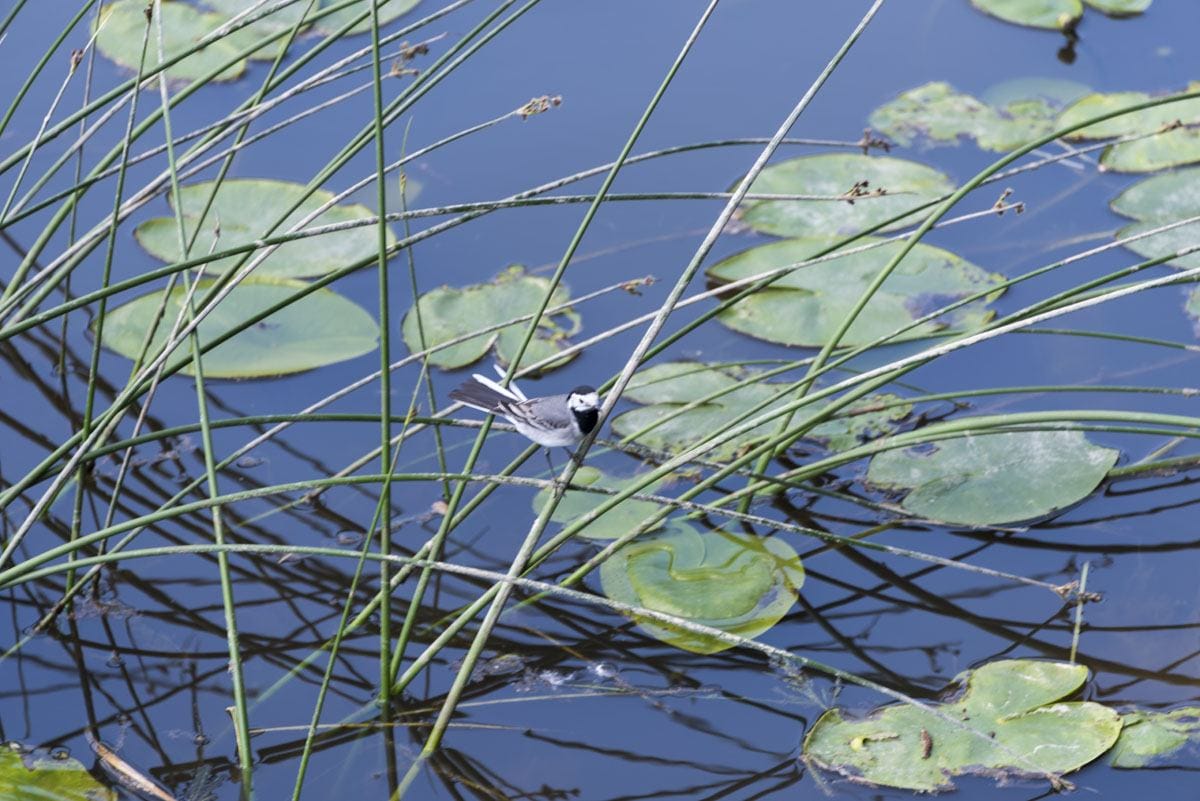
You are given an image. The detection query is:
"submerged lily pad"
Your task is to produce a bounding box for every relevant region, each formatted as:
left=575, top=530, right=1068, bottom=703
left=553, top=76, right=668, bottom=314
left=533, top=466, right=665, bottom=541
left=402, top=266, right=580, bottom=372
left=866, top=430, right=1119, bottom=526
left=611, top=362, right=911, bottom=460
left=599, top=522, right=804, bottom=654
left=202, top=0, right=310, bottom=58
left=313, top=0, right=421, bottom=34
left=706, top=237, right=1003, bottom=348
left=135, top=179, right=396, bottom=279
left=1110, top=168, right=1200, bottom=269
left=869, top=82, right=1059, bottom=152
left=99, top=278, right=379, bottom=378
left=1111, top=708, right=1200, bottom=768
left=736, top=154, right=954, bottom=237
left=804, top=659, right=1121, bottom=791
left=970, top=0, right=1082, bottom=29
left=0, top=747, right=115, bottom=801
left=97, top=0, right=246, bottom=82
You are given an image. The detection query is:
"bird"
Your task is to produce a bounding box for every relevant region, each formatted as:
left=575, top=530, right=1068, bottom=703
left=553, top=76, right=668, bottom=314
left=449, top=367, right=601, bottom=473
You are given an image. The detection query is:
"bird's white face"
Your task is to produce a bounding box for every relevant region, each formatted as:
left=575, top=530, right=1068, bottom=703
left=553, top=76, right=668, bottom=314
left=567, top=391, right=600, bottom=413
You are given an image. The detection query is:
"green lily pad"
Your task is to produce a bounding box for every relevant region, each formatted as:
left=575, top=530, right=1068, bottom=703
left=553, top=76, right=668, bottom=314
left=969, top=0, right=1082, bottom=29
left=0, top=747, right=115, bottom=801
left=402, top=266, right=580, bottom=373
left=96, top=0, right=248, bottom=83
left=1057, top=89, right=1200, bottom=140
left=706, top=237, right=1003, bottom=348
left=98, top=277, right=379, bottom=378
left=135, top=179, right=396, bottom=279
left=611, top=362, right=911, bottom=461
left=599, top=521, right=804, bottom=654
left=1110, top=708, right=1200, bottom=768
left=981, top=77, right=1092, bottom=109
left=1085, top=0, right=1151, bottom=14
left=866, top=430, right=1119, bottom=526
left=533, top=466, right=665, bottom=541
left=201, top=0, right=310, bottom=59
left=804, top=659, right=1121, bottom=791
left=313, top=0, right=420, bottom=34
left=736, top=154, right=955, bottom=237
left=869, top=82, right=1059, bottom=152
left=1101, top=126, right=1200, bottom=172
left=1111, top=168, right=1200, bottom=269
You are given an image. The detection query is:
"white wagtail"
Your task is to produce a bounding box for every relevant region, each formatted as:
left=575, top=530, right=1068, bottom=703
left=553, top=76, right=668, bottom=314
left=450, top=368, right=601, bottom=472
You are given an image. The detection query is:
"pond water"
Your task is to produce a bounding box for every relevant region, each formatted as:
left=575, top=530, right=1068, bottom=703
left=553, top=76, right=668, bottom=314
left=2, top=0, right=1200, bottom=799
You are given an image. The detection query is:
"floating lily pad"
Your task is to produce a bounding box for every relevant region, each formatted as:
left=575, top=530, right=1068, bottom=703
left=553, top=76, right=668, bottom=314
left=970, top=0, right=1082, bottom=29
left=981, top=77, right=1092, bottom=109
left=706, top=237, right=1003, bottom=348
left=611, top=362, right=911, bottom=460
left=0, top=747, right=115, bottom=801
left=599, top=521, right=804, bottom=654
left=96, top=0, right=247, bottom=83
left=135, top=179, right=395, bottom=279
left=1110, top=708, right=1200, bottom=768
left=1101, top=126, right=1200, bottom=172
left=313, top=0, right=421, bottom=35
left=202, top=0, right=310, bottom=59
left=1085, top=0, right=1151, bottom=15
left=1111, top=168, right=1200, bottom=269
left=736, top=154, right=955, bottom=237
left=1057, top=89, right=1200, bottom=140
left=869, top=82, right=1059, bottom=152
left=402, top=266, right=580, bottom=372
left=804, top=659, right=1121, bottom=791
left=866, top=430, right=1119, bottom=526
left=533, top=466, right=665, bottom=541
left=99, top=278, right=379, bottom=378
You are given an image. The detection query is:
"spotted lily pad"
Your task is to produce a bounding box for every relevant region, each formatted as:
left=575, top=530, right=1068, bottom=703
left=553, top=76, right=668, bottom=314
left=866, top=430, right=1119, bottom=526
left=706, top=237, right=1003, bottom=348
left=98, top=278, right=379, bottom=378
left=736, top=154, right=954, bottom=237
left=869, top=82, right=1060, bottom=152
left=611, top=362, right=911, bottom=461
left=402, top=266, right=580, bottom=372
left=97, top=0, right=247, bottom=82
left=1110, top=168, right=1200, bottom=270
left=313, top=0, right=421, bottom=34
left=969, top=0, right=1082, bottom=29
left=599, top=521, right=804, bottom=654
left=135, top=179, right=396, bottom=279
left=0, top=747, right=115, bottom=801
left=804, top=660, right=1121, bottom=791
left=533, top=466, right=665, bottom=541
left=1110, top=708, right=1200, bottom=768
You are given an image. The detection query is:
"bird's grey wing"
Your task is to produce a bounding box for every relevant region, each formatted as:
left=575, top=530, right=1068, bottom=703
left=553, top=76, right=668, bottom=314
left=507, top=395, right=573, bottom=431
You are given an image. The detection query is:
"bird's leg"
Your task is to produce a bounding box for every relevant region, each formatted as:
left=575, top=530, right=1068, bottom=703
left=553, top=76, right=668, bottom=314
left=544, top=448, right=562, bottom=489
left=564, top=446, right=581, bottom=469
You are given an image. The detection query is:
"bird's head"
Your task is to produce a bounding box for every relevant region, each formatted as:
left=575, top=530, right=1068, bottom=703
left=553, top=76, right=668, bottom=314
left=567, top=386, right=601, bottom=413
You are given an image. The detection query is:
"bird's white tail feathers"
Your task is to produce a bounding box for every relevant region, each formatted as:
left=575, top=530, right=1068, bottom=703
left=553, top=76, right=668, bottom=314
left=472, top=365, right=528, bottom=401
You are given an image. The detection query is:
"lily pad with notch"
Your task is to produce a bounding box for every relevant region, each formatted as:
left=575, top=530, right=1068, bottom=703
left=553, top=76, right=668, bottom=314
left=735, top=154, right=955, bottom=237
left=402, top=266, right=580, bottom=373
left=96, top=0, right=247, bottom=83
left=98, top=277, right=379, bottom=378
left=705, top=236, right=1004, bottom=348
left=803, top=659, right=1121, bottom=791
left=866, top=430, right=1119, bottom=526
left=599, top=521, right=804, bottom=654
left=135, top=179, right=396, bottom=279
